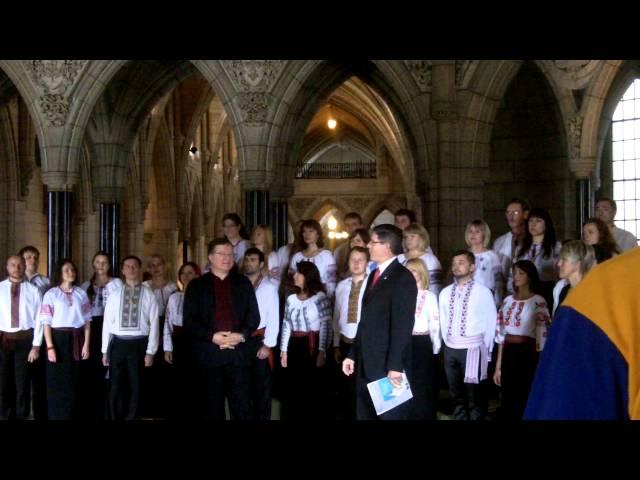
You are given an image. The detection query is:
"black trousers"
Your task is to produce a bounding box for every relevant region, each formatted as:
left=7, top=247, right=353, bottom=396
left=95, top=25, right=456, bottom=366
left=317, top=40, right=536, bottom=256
left=281, top=336, right=323, bottom=421
left=46, top=329, right=82, bottom=420
left=409, top=335, right=438, bottom=420
left=443, top=345, right=486, bottom=420
left=201, top=363, right=251, bottom=420
left=166, top=333, right=197, bottom=420
left=109, top=336, right=148, bottom=420
left=354, top=357, right=411, bottom=421
left=31, top=343, right=48, bottom=420
left=501, top=341, right=538, bottom=420
left=249, top=341, right=272, bottom=421
left=141, top=315, right=167, bottom=419
left=0, top=335, right=33, bottom=420
left=79, top=316, right=108, bottom=419
left=335, top=341, right=356, bottom=420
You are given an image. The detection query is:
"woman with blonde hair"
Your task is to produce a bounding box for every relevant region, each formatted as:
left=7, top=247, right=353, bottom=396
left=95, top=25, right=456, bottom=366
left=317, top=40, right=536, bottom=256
left=398, top=223, right=442, bottom=296
left=465, top=219, right=504, bottom=308
left=250, top=224, right=281, bottom=281
left=405, top=257, right=441, bottom=420
left=552, top=240, right=596, bottom=315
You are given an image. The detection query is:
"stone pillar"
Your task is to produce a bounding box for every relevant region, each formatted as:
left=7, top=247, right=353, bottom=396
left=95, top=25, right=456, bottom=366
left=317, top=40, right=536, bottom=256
left=182, top=239, right=189, bottom=265
left=245, top=190, right=270, bottom=234
left=47, top=190, right=73, bottom=276
left=576, top=178, right=591, bottom=238
left=99, top=203, right=120, bottom=270
left=269, top=200, right=289, bottom=250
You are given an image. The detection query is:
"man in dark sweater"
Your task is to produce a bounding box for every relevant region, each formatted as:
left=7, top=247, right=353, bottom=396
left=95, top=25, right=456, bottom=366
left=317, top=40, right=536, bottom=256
left=183, top=238, right=260, bottom=420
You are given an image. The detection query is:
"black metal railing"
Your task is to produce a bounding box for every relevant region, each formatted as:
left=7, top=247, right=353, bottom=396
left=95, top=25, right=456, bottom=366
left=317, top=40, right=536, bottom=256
left=295, top=161, right=377, bottom=179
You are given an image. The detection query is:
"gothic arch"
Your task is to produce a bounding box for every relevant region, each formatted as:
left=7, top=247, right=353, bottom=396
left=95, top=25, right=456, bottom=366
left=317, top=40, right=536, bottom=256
left=266, top=60, right=424, bottom=205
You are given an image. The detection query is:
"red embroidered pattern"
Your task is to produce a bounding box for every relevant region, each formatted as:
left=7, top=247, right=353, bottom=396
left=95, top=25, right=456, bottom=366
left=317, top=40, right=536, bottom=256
left=448, top=280, right=474, bottom=337
left=515, top=301, right=525, bottom=327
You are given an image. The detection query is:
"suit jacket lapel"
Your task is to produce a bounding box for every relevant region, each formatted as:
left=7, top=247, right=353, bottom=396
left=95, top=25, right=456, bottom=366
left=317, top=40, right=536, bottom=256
left=363, top=259, right=399, bottom=303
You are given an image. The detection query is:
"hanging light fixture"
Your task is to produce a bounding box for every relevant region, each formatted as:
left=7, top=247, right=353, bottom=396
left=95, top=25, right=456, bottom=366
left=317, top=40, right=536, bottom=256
left=327, top=104, right=337, bottom=130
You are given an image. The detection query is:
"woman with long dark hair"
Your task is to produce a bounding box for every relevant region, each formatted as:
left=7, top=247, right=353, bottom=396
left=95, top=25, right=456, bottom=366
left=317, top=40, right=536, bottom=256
left=582, top=217, right=619, bottom=263
left=288, top=219, right=337, bottom=298
left=512, top=208, right=561, bottom=308
left=80, top=251, right=123, bottom=419
left=40, top=259, right=92, bottom=419
left=280, top=261, right=331, bottom=420
left=493, top=260, right=550, bottom=420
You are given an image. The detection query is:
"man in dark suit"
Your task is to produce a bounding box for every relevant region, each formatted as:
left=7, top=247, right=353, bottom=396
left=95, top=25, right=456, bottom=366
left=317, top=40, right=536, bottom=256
left=183, top=238, right=260, bottom=420
left=342, top=224, right=417, bottom=420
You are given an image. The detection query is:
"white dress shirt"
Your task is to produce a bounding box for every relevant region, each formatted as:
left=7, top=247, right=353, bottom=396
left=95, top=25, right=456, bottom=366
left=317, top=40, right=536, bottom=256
left=102, top=283, right=159, bottom=356
left=0, top=279, right=43, bottom=346
left=612, top=225, right=638, bottom=252
left=163, top=291, right=184, bottom=352
left=253, top=276, right=280, bottom=348
left=40, top=286, right=92, bottom=328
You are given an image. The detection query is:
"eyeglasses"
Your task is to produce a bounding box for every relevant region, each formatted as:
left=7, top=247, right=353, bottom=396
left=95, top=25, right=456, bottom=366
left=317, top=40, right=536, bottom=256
left=213, top=252, right=235, bottom=258
left=368, top=241, right=386, bottom=245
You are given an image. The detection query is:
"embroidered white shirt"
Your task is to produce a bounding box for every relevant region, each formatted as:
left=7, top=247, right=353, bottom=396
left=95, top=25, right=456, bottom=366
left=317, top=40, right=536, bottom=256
left=280, top=292, right=332, bottom=353
left=289, top=250, right=337, bottom=297
left=81, top=278, right=124, bottom=317
left=413, top=289, right=441, bottom=354
left=40, top=286, right=92, bottom=328
left=332, top=274, right=368, bottom=346
left=495, top=294, right=550, bottom=352
left=102, top=283, right=159, bottom=356
left=142, top=280, right=177, bottom=317
left=0, top=279, right=43, bottom=346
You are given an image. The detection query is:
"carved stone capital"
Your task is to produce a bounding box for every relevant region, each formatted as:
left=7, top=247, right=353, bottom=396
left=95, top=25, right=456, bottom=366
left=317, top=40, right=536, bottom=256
left=455, top=60, right=478, bottom=88
left=237, top=92, right=269, bottom=123
left=24, top=60, right=88, bottom=127
left=222, top=60, right=286, bottom=93
left=404, top=60, right=432, bottom=92
left=567, top=115, right=583, bottom=160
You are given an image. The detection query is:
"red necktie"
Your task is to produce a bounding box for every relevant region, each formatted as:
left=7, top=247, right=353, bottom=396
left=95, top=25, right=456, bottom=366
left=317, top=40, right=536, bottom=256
left=370, top=268, right=381, bottom=289
left=10, top=282, right=20, bottom=328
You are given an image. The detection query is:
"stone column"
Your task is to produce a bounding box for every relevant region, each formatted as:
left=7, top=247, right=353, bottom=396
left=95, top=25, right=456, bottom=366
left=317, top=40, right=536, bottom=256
left=576, top=177, right=591, bottom=239
left=47, top=190, right=73, bottom=276
left=245, top=190, right=270, bottom=234
left=99, top=203, right=120, bottom=270
left=269, top=200, right=289, bottom=250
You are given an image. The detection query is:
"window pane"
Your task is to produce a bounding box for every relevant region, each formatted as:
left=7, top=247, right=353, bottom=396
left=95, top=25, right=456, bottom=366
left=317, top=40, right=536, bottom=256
left=624, top=120, right=635, bottom=140
left=626, top=200, right=636, bottom=220
left=613, top=141, right=624, bottom=160
left=624, top=159, right=635, bottom=179
left=623, top=100, right=634, bottom=120
left=625, top=180, right=635, bottom=199
left=636, top=119, right=640, bottom=139
left=613, top=103, right=623, bottom=121
left=614, top=181, right=624, bottom=200
left=613, top=160, right=624, bottom=180
left=613, top=122, right=624, bottom=141
left=617, top=200, right=626, bottom=220
left=624, top=140, right=635, bottom=160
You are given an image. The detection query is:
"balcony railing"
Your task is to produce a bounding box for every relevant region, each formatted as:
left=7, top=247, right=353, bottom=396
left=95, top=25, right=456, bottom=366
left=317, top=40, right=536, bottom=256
left=295, top=162, right=377, bottom=179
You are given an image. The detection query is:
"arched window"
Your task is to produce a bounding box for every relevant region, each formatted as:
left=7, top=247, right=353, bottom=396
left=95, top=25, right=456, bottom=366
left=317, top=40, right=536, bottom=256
left=611, top=79, right=640, bottom=242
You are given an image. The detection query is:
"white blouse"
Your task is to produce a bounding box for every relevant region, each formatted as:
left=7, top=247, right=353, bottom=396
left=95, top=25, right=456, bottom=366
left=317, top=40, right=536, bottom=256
left=40, top=286, right=92, bottom=329
left=231, top=239, right=251, bottom=265
left=472, top=250, right=505, bottom=308
left=495, top=294, right=550, bottom=352
left=398, top=252, right=443, bottom=297
left=280, top=292, right=332, bottom=353
left=289, top=250, right=337, bottom=298
left=413, top=289, right=441, bottom=354
left=0, top=279, right=44, bottom=346
left=265, top=251, right=281, bottom=283
left=514, top=241, right=562, bottom=283
left=81, top=278, right=124, bottom=317
left=142, top=280, right=177, bottom=317
left=163, top=291, right=184, bottom=352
